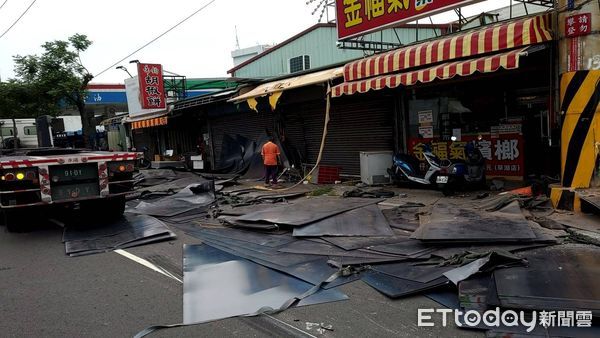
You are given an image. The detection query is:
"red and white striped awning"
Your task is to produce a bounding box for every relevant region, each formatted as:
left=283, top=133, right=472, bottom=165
left=332, top=47, right=529, bottom=97
left=342, top=14, right=552, bottom=83
left=131, top=116, right=168, bottom=130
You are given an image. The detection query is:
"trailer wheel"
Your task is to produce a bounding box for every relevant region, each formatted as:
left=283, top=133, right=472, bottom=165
left=2, top=209, right=26, bottom=232
left=80, top=196, right=126, bottom=222
left=105, top=196, right=126, bottom=219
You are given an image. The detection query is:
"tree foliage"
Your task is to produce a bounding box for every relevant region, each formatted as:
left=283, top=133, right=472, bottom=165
left=9, top=34, right=96, bottom=147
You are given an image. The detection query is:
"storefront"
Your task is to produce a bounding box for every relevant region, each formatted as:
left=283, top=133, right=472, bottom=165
left=332, top=13, right=559, bottom=180
left=228, top=68, right=397, bottom=176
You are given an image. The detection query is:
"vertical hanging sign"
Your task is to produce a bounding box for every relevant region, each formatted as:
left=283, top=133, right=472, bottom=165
left=137, top=63, right=166, bottom=109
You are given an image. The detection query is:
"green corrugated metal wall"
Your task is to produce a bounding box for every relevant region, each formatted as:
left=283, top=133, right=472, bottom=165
left=234, top=26, right=440, bottom=79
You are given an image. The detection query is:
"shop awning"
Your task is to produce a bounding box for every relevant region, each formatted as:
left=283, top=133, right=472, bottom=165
left=342, top=13, right=552, bottom=83
left=229, top=67, right=344, bottom=103
left=125, top=111, right=169, bottom=130
left=332, top=47, right=531, bottom=97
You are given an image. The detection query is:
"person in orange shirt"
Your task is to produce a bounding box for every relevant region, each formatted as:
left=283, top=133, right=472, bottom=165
left=261, top=136, right=281, bottom=186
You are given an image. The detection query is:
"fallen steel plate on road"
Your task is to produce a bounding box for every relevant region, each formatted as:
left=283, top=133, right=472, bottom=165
left=63, top=214, right=176, bottom=256
left=195, top=227, right=296, bottom=247
left=278, top=239, right=405, bottom=259
left=361, top=271, right=449, bottom=298
left=188, top=237, right=359, bottom=289
left=235, top=197, right=381, bottom=226
left=321, top=230, right=411, bottom=251
left=129, top=182, right=216, bottom=217
left=183, top=244, right=348, bottom=324
left=412, top=201, right=536, bottom=242
left=494, top=244, right=600, bottom=314
left=381, top=207, right=421, bottom=231
left=372, top=261, right=455, bottom=283
left=367, top=239, right=436, bottom=257
left=293, top=204, right=394, bottom=237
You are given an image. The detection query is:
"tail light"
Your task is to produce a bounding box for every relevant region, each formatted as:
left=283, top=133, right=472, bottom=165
left=1, top=169, right=39, bottom=183
left=107, top=161, right=135, bottom=175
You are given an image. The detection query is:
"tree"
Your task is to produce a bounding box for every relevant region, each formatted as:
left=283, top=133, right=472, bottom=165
left=0, top=81, right=53, bottom=149
left=12, top=34, right=95, bottom=147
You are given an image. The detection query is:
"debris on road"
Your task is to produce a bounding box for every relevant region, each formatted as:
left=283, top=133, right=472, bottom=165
left=63, top=214, right=176, bottom=257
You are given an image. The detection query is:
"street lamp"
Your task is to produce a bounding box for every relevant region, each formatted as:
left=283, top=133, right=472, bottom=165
left=115, top=65, right=133, bottom=78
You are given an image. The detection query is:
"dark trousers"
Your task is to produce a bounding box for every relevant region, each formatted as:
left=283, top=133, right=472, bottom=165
left=264, top=165, right=278, bottom=184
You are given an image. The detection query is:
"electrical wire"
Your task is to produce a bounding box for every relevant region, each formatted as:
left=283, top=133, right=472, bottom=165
left=0, top=1, right=9, bottom=12
left=0, top=0, right=36, bottom=39
left=94, top=0, right=216, bottom=78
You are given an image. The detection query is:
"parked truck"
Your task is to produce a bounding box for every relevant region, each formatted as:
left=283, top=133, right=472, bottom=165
left=0, top=147, right=140, bottom=231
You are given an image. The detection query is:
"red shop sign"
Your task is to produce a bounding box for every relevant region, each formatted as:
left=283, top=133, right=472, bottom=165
left=408, top=134, right=525, bottom=177
left=137, top=63, right=166, bottom=109
left=336, top=0, right=484, bottom=40
left=565, top=13, right=591, bottom=38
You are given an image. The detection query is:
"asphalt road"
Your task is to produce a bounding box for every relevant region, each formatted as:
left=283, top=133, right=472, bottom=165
left=0, top=191, right=484, bottom=337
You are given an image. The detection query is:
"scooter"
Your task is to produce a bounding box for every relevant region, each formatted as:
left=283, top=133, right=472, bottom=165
left=437, top=136, right=486, bottom=195
left=388, top=143, right=452, bottom=190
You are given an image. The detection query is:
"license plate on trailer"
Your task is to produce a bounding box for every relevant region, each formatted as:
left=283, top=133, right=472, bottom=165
left=51, top=183, right=100, bottom=201
left=436, top=176, right=449, bottom=183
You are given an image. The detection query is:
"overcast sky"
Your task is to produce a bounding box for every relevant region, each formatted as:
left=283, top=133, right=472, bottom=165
left=0, top=0, right=519, bottom=84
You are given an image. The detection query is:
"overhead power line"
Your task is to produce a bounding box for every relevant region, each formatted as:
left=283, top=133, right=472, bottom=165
left=0, top=0, right=37, bottom=39
left=94, top=0, right=216, bottom=78
left=0, top=1, right=9, bottom=12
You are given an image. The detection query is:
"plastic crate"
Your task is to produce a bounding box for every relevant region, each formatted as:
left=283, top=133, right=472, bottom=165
left=317, top=165, right=341, bottom=184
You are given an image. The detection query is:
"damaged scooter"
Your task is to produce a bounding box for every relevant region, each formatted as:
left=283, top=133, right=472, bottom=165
left=436, top=136, right=486, bottom=195
left=388, top=143, right=453, bottom=193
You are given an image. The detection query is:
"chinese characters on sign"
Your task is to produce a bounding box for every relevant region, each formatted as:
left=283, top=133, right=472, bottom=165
left=565, top=13, right=592, bottom=38
left=137, top=63, right=166, bottom=109
left=336, top=0, right=483, bottom=39
left=409, top=133, right=524, bottom=177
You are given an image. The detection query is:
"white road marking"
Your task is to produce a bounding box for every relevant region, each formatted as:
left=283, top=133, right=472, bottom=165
left=265, top=314, right=318, bottom=338
left=114, top=249, right=183, bottom=283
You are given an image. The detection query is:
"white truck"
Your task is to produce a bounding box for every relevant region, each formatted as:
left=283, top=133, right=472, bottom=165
left=0, top=119, right=38, bottom=148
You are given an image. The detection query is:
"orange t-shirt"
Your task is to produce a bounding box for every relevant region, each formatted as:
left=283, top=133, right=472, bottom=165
left=261, top=141, right=280, bottom=166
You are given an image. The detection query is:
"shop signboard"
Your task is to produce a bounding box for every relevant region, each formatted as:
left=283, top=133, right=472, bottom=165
left=418, top=110, right=433, bottom=124
left=137, top=63, right=166, bottom=109
left=565, top=13, right=591, bottom=38
left=408, top=133, right=525, bottom=177
left=418, top=126, right=434, bottom=138
left=336, top=0, right=484, bottom=40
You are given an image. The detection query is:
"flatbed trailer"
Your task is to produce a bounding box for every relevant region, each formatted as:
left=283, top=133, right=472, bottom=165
left=0, top=148, right=140, bottom=231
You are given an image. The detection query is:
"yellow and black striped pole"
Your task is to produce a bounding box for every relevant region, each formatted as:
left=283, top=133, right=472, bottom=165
left=560, top=70, right=600, bottom=188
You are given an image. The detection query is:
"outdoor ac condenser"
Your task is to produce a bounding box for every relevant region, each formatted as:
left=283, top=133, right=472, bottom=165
left=360, top=151, right=393, bottom=185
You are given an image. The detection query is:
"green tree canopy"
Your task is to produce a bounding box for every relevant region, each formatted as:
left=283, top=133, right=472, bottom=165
left=10, top=34, right=95, bottom=147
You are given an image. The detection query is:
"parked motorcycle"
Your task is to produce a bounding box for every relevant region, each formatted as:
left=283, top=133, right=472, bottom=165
left=437, top=136, right=486, bottom=195
left=388, top=143, right=451, bottom=191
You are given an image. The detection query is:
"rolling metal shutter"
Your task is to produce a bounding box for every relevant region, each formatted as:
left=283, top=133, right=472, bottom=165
left=210, top=110, right=275, bottom=168
left=282, top=94, right=395, bottom=176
